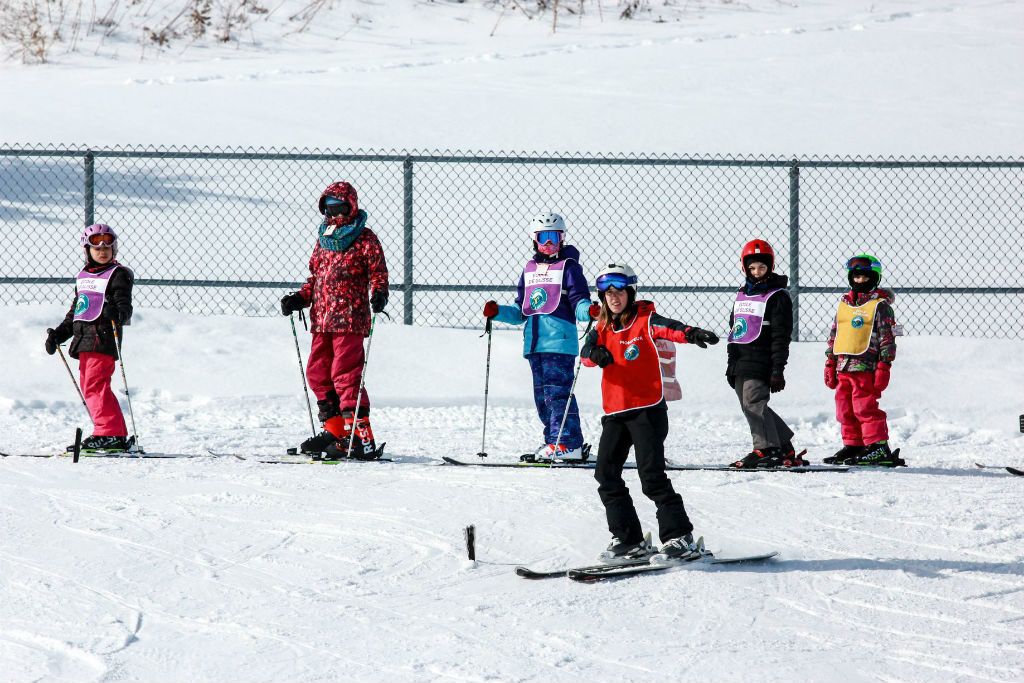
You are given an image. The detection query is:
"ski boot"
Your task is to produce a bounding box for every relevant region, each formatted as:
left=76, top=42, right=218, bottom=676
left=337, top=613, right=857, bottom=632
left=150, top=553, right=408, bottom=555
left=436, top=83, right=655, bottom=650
left=78, top=435, right=132, bottom=452
left=824, top=444, right=864, bottom=464
left=730, top=448, right=769, bottom=469
left=301, top=393, right=344, bottom=455
left=599, top=532, right=657, bottom=565
left=323, top=408, right=383, bottom=461
left=653, top=533, right=711, bottom=563
left=847, top=441, right=905, bottom=467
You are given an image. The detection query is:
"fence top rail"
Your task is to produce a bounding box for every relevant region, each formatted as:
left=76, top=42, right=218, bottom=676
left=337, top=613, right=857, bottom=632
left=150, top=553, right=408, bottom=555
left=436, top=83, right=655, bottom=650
left=1, top=146, right=1022, bottom=168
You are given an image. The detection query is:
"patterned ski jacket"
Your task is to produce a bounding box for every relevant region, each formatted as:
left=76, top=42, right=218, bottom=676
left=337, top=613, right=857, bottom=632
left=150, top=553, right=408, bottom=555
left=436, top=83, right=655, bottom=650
left=825, top=288, right=898, bottom=372
left=296, top=218, right=389, bottom=337
left=52, top=261, right=134, bottom=360
left=492, top=245, right=592, bottom=356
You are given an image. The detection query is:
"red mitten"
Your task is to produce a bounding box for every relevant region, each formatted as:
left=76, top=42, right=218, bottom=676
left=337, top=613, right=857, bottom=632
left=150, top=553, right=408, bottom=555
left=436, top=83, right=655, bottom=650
left=483, top=301, right=499, bottom=319
left=874, top=362, right=891, bottom=393
left=824, top=361, right=839, bottom=390
left=588, top=303, right=601, bottom=320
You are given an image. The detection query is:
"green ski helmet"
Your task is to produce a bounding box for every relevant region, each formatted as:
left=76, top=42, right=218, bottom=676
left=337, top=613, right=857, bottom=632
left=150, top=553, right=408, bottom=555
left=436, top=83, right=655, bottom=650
left=846, top=254, right=882, bottom=292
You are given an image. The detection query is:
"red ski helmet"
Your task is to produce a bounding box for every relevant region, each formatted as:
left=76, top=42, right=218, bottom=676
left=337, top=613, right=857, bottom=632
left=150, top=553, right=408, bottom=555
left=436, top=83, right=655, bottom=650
left=741, top=239, right=775, bottom=274
left=318, top=182, right=359, bottom=226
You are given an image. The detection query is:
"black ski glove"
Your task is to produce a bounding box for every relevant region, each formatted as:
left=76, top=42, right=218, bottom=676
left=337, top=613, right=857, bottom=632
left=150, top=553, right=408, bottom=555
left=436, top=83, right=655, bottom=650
left=588, top=345, right=613, bottom=368
left=684, top=327, right=719, bottom=348
left=770, top=368, right=786, bottom=393
left=370, top=289, right=388, bottom=314
left=107, top=306, right=130, bottom=325
left=44, top=328, right=59, bottom=355
left=280, top=292, right=306, bottom=316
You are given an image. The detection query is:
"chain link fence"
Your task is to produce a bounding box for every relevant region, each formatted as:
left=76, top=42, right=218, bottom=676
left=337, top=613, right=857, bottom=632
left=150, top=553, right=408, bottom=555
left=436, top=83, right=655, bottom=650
left=2, top=145, right=1022, bottom=340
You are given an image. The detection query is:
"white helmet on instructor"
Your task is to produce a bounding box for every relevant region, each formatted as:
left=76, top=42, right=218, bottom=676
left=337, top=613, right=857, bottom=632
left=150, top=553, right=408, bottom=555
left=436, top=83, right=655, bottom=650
left=595, top=263, right=638, bottom=296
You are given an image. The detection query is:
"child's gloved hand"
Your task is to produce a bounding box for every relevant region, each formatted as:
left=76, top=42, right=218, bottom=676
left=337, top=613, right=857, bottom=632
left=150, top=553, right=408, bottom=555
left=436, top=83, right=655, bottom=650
left=483, top=301, right=499, bottom=319
left=588, top=345, right=613, bottom=368
left=684, top=327, right=719, bottom=348
left=370, top=289, right=388, bottom=314
left=769, top=368, right=786, bottom=393
left=824, top=360, right=838, bottom=389
left=44, top=328, right=59, bottom=355
left=588, top=302, right=601, bottom=320
left=280, top=292, right=306, bottom=316
left=874, top=362, right=891, bottom=393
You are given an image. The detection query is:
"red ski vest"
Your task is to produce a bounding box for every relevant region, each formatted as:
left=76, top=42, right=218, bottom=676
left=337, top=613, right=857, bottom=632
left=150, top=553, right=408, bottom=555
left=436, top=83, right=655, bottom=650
left=595, top=303, right=664, bottom=415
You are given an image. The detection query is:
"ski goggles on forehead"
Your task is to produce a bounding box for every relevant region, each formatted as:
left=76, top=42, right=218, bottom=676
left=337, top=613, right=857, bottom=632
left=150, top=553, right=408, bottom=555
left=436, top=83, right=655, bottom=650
left=87, top=233, right=116, bottom=246
left=535, top=230, right=562, bottom=245
left=846, top=256, right=879, bottom=271
left=324, top=199, right=352, bottom=218
left=596, top=273, right=636, bottom=292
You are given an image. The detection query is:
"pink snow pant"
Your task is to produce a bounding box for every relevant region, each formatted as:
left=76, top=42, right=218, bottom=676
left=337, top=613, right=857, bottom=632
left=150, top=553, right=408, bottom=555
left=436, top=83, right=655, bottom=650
left=306, top=332, right=369, bottom=411
left=835, top=371, right=888, bottom=446
left=79, top=352, right=128, bottom=437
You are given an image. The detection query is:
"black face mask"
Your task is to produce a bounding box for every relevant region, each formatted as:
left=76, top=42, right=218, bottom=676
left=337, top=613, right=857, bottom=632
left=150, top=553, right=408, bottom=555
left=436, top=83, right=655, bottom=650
left=848, top=270, right=880, bottom=293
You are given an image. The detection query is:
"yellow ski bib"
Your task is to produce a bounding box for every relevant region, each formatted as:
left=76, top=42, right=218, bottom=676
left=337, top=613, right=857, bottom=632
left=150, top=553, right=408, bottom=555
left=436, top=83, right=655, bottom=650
left=833, top=299, right=882, bottom=355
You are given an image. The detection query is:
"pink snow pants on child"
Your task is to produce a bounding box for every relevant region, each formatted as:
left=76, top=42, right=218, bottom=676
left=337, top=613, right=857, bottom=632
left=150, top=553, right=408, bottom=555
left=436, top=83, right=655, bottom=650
left=80, top=352, right=128, bottom=437
left=834, top=371, right=888, bottom=445
left=306, top=332, right=369, bottom=411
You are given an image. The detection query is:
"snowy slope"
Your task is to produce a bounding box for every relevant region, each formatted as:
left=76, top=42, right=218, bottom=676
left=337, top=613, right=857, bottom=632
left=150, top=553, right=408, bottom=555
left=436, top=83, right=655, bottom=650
left=2, top=306, right=1023, bottom=682
left=2, top=1, right=1024, bottom=681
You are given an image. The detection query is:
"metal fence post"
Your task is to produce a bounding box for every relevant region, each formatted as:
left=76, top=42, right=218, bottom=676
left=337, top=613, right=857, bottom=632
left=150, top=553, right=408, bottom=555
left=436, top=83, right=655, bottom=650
left=84, top=151, right=95, bottom=226
left=788, top=160, right=800, bottom=342
left=403, top=155, right=414, bottom=325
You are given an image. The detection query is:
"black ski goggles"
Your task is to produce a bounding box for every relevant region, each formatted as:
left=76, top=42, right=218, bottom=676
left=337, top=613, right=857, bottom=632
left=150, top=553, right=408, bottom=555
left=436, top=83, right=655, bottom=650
left=324, top=200, right=353, bottom=218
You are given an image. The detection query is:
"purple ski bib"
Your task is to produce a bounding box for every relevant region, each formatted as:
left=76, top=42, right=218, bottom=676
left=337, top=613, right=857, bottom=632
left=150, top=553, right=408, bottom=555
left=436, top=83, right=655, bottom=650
left=728, top=289, right=784, bottom=344
left=521, top=261, right=566, bottom=316
left=73, top=266, right=119, bottom=322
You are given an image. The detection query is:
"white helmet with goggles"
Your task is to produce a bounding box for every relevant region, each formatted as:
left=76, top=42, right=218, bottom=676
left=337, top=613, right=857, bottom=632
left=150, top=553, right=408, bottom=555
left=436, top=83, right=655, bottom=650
left=595, top=263, right=638, bottom=294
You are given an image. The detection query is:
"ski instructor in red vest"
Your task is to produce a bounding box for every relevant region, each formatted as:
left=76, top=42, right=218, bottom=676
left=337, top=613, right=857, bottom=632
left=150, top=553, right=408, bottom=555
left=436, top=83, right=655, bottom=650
left=581, top=264, right=719, bottom=564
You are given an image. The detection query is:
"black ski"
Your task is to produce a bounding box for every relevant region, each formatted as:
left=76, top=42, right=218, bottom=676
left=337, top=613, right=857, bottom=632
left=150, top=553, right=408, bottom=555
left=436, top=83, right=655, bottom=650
left=567, top=550, right=780, bottom=582
left=211, top=445, right=390, bottom=464
left=515, top=559, right=651, bottom=580
left=975, top=463, right=1024, bottom=477
left=443, top=456, right=847, bottom=472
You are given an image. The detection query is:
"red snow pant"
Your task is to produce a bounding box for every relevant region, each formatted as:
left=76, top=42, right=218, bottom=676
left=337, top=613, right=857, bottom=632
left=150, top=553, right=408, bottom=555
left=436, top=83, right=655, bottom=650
left=835, top=371, right=888, bottom=446
left=306, top=332, right=369, bottom=411
left=80, top=352, right=127, bottom=437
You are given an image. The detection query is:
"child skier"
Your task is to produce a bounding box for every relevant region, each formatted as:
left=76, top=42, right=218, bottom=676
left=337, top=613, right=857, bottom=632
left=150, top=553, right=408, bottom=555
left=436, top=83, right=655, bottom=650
left=483, top=212, right=593, bottom=462
left=580, top=264, right=719, bottom=562
left=44, top=223, right=135, bottom=452
left=280, top=182, right=389, bottom=460
left=823, top=254, right=904, bottom=467
left=726, top=239, right=804, bottom=468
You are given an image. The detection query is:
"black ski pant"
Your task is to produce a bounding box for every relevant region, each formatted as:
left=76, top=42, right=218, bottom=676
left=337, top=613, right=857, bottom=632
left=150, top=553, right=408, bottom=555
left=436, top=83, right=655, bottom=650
left=594, top=403, right=693, bottom=545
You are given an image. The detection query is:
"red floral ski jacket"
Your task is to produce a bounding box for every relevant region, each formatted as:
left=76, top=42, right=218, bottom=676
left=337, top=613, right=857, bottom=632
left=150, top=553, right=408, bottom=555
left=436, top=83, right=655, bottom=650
left=297, top=227, right=389, bottom=336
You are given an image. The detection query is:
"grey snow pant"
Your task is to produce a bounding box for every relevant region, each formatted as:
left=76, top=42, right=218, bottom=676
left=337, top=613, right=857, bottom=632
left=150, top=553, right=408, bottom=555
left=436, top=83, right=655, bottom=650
left=735, top=376, right=794, bottom=451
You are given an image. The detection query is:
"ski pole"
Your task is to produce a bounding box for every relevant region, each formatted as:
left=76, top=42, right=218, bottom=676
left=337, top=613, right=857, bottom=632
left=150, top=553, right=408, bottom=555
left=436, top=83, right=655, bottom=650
left=56, top=345, right=92, bottom=422
left=553, top=318, right=594, bottom=452
left=289, top=313, right=317, bottom=438
left=110, top=321, right=139, bottom=450
left=477, top=318, right=493, bottom=458
left=346, top=313, right=377, bottom=460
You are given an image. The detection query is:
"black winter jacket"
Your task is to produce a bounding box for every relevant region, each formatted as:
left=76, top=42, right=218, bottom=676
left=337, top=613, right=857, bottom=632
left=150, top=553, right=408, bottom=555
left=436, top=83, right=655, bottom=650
left=725, top=273, right=792, bottom=383
left=52, top=263, right=134, bottom=359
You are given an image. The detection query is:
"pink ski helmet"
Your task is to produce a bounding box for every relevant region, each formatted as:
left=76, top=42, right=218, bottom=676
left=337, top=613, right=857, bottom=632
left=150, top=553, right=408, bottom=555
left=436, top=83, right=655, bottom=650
left=81, top=223, right=118, bottom=248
